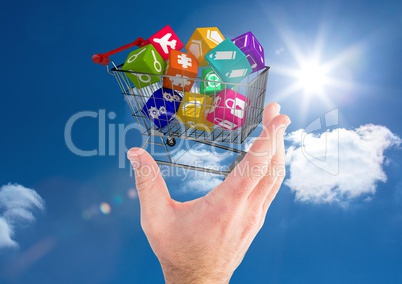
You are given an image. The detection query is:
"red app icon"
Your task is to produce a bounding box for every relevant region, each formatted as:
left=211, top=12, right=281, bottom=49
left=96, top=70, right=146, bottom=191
left=149, top=25, right=184, bottom=60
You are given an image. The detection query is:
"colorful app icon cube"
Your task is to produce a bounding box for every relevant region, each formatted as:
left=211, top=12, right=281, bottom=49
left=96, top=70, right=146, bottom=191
left=122, top=45, right=166, bottom=89
left=200, top=67, right=224, bottom=96
left=177, top=92, right=214, bottom=131
left=205, top=39, right=252, bottom=84
left=232, top=31, right=265, bottom=73
left=163, top=50, right=198, bottom=92
left=185, top=27, right=225, bottom=67
left=149, top=25, right=184, bottom=60
left=206, top=89, right=250, bottom=130
left=141, top=88, right=182, bottom=129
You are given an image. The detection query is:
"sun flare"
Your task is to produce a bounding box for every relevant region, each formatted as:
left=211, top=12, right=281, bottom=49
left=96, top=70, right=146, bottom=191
left=296, top=60, right=329, bottom=96
left=269, top=23, right=364, bottom=121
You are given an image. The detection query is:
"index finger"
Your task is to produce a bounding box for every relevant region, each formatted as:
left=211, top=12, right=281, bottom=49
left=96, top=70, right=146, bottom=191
left=209, top=103, right=290, bottom=203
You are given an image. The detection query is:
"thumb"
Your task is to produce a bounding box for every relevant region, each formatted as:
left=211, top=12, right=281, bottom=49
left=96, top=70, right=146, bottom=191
left=127, top=148, right=171, bottom=214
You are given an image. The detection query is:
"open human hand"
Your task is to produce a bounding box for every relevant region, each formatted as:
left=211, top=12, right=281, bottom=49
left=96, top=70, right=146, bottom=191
left=127, top=102, right=291, bottom=284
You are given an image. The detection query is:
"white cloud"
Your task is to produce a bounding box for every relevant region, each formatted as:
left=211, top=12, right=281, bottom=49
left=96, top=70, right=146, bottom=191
left=285, top=124, right=401, bottom=205
left=0, top=183, right=45, bottom=249
left=172, top=145, right=234, bottom=168
left=170, top=144, right=233, bottom=193
left=182, top=173, right=223, bottom=193
left=243, top=137, right=257, bottom=152
left=0, top=218, right=16, bottom=248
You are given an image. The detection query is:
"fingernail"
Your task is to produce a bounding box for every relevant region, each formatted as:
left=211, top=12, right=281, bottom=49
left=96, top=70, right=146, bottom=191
left=286, top=117, right=292, bottom=127
left=283, top=121, right=291, bottom=133
left=273, top=102, right=281, bottom=114
left=127, top=148, right=140, bottom=169
left=279, top=118, right=292, bottom=136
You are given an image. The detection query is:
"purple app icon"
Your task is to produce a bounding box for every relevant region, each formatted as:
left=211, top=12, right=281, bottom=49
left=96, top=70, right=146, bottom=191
left=232, top=31, right=265, bottom=73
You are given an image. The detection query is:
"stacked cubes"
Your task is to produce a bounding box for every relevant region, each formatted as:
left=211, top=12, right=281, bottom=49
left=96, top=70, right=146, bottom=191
left=122, top=45, right=166, bottom=89
left=200, top=67, right=224, bottom=95
left=141, top=88, right=182, bottom=129
left=232, top=31, right=265, bottom=73
left=163, top=50, right=198, bottom=92
left=206, top=89, right=249, bottom=130
left=122, top=25, right=265, bottom=131
left=185, top=27, right=225, bottom=66
left=205, top=38, right=252, bottom=85
left=149, top=25, right=184, bottom=60
left=176, top=92, right=213, bottom=131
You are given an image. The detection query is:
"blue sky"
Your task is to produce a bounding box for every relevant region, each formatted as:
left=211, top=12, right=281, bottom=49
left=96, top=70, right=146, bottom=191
left=1, top=0, right=402, bottom=283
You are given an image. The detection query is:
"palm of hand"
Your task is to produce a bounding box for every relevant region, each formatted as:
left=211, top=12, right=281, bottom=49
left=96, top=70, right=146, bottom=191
left=128, top=103, right=290, bottom=284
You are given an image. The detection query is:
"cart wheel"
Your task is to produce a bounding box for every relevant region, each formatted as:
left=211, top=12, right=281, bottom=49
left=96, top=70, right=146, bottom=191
left=166, top=137, right=176, bottom=147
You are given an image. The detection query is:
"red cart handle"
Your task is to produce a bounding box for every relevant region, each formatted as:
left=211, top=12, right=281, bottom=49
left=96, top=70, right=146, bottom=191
left=92, top=37, right=149, bottom=65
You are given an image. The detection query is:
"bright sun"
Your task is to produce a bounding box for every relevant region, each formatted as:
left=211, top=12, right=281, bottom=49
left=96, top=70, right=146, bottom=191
left=266, top=13, right=366, bottom=122
left=296, top=60, right=329, bottom=95
left=270, top=28, right=358, bottom=117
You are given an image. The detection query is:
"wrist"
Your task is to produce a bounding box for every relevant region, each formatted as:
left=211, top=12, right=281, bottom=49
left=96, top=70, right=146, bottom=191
left=162, top=264, right=232, bottom=284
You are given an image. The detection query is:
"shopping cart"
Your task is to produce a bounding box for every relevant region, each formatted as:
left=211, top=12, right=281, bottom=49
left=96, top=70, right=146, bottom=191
left=93, top=37, right=270, bottom=176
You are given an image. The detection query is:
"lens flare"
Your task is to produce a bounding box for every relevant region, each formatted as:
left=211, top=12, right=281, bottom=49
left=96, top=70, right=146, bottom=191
left=127, top=188, right=138, bottom=199
left=265, top=15, right=367, bottom=122
left=113, top=194, right=123, bottom=205
left=99, top=202, right=111, bottom=215
left=82, top=205, right=99, bottom=220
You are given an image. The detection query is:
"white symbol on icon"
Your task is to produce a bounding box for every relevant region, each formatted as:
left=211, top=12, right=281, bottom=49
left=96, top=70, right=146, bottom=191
left=148, top=106, right=160, bottom=119
left=214, top=118, right=238, bottom=130
left=135, top=74, right=151, bottom=83
left=205, top=72, right=221, bottom=88
left=159, top=106, right=167, bottom=115
left=251, top=36, right=263, bottom=52
left=163, top=92, right=175, bottom=102
left=153, top=33, right=177, bottom=54
left=127, top=47, right=147, bottom=63
left=177, top=54, right=192, bottom=69
left=225, top=97, right=246, bottom=118
left=189, top=40, right=202, bottom=59
left=206, top=30, right=223, bottom=45
left=182, top=100, right=202, bottom=116
left=233, top=34, right=248, bottom=48
left=183, top=100, right=202, bottom=109
left=209, top=51, right=236, bottom=60
left=252, top=37, right=264, bottom=62
left=246, top=54, right=258, bottom=69
left=226, top=68, right=248, bottom=78
left=151, top=50, right=162, bottom=72
left=170, top=74, right=191, bottom=88
left=210, top=96, right=221, bottom=112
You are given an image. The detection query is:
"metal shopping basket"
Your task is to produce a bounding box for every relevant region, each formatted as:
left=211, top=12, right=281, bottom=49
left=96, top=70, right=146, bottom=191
left=93, top=38, right=269, bottom=176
